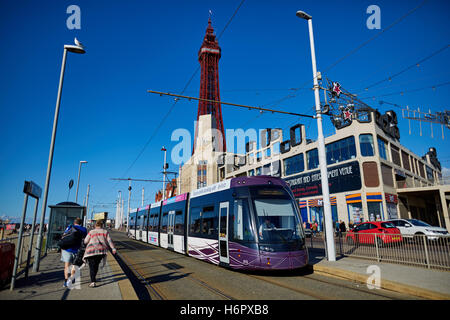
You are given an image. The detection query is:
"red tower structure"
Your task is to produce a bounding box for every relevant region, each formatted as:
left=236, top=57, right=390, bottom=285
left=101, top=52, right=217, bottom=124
left=193, top=18, right=226, bottom=154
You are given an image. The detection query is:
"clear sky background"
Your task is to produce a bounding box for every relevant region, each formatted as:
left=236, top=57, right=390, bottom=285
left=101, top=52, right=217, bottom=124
left=1, top=0, right=449, bottom=223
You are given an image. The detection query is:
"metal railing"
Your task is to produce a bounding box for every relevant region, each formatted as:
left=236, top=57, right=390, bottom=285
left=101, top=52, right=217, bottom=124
left=0, top=232, right=46, bottom=273
left=306, top=232, right=450, bottom=271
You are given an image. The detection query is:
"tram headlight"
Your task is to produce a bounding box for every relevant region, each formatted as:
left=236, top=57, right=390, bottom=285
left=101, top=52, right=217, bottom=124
left=260, top=246, right=274, bottom=252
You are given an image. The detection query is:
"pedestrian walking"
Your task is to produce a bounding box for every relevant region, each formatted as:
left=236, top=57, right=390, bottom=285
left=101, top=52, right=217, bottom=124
left=58, top=218, right=87, bottom=288
left=339, top=220, right=347, bottom=234
left=349, top=220, right=354, bottom=230
left=312, top=222, right=318, bottom=237
left=83, top=219, right=117, bottom=288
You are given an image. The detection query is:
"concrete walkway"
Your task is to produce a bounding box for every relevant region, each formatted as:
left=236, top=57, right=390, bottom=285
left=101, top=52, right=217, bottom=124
left=0, top=251, right=137, bottom=300
left=309, top=249, right=450, bottom=300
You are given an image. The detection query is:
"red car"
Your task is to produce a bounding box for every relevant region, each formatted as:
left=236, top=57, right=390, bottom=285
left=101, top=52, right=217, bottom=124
left=346, top=221, right=402, bottom=246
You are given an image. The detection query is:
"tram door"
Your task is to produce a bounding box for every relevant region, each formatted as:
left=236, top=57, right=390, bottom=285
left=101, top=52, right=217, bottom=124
left=138, top=215, right=144, bottom=240
left=167, top=211, right=175, bottom=250
left=218, top=202, right=229, bottom=264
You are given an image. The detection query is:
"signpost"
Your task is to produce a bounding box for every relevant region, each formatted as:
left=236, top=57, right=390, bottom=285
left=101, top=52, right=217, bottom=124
left=10, top=181, right=42, bottom=291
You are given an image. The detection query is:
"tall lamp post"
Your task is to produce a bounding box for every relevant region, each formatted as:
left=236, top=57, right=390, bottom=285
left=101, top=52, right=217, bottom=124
left=296, top=10, right=336, bottom=261
left=161, top=146, right=167, bottom=200
left=33, top=39, right=86, bottom=272
left=75, top=160, right=88, bottom=203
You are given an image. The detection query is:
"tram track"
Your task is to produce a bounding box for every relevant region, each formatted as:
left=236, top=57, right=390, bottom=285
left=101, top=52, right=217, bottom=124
left=242, top=266, right=417, bottom=300
left=114, top=238, right=236, bottom=300
left=112, top=233, right=417, bottom=300
left=246, top=273, right=332, bottom=299
left=113, top=240, right=167, bottom=300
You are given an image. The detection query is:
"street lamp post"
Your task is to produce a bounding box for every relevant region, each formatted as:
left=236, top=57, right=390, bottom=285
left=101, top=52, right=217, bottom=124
left=161, top=147, right=167, bottom=200
left=33, top=40, right=85, bottom=273
left=296, top=10, right=336, bottom=261
left=75, top=160, right=88, bottom=204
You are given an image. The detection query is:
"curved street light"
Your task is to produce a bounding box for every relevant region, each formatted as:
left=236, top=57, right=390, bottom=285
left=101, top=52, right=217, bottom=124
left=33, top=39, right=86, bottom=273
left=75, top=160, right=88, bottom=203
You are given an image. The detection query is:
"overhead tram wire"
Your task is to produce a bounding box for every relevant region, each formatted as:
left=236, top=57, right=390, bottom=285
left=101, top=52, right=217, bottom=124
left=323, top=0, right=430, bottom=74
left=211, top=0, right=428, bottom=140
left=258, top=0, right=430, bottom=112
left=96, top=1, right=246, bottom=204
left=354, top=44, right=450, bottom=94
left=147, top=90, right=315, bottom=119
left=358, top=80, right=450, bottom=101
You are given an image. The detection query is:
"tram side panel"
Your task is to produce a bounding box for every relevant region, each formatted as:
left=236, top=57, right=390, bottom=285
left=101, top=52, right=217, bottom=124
left=128, top=208, right=138, bottom=239
left=159, top=194, right=188, bottom=254
left=186, top=190, right=232, bottom=266
left=148, top=202, right=161, bottom=246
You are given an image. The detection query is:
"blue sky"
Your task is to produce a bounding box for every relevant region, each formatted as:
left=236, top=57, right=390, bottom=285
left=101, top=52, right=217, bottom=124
left=1, top=0, right=449, bottom=223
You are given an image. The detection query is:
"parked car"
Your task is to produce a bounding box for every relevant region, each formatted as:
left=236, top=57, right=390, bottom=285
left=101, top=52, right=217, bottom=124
left=346, top=221, right=402, bottom=247
left=387, top=218, right=449, bottom=241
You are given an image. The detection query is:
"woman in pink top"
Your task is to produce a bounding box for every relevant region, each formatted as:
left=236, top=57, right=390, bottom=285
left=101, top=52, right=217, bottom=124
left=83, top=219, right=117, bottom=287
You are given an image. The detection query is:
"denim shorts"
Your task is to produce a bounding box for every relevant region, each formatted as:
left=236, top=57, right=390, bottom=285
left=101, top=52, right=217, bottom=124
left=61, top=249, right=76, bottom=263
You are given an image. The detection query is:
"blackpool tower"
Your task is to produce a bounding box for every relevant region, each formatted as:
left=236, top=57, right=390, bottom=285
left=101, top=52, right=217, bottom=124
left=193, top=18, right=226, bottom=154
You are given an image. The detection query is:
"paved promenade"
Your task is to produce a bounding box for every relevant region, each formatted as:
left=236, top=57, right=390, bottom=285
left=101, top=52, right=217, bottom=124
left=0, top=250, right=137, bottom=300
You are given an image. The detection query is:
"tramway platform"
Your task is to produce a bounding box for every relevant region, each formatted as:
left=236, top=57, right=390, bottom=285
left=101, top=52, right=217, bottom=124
left=0, top=250, right=138, bottom=300
left=309, top=249, right=450, bottom=300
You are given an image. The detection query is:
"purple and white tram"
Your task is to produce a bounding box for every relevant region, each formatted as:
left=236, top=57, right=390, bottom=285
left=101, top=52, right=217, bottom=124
left=128, top=176, right=308, bottom=270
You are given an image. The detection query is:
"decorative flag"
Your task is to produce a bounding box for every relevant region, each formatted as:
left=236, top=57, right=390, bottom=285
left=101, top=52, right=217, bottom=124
left=332, top=82, right=342, bottom=97
left=343, top=108, right=352, bottom=121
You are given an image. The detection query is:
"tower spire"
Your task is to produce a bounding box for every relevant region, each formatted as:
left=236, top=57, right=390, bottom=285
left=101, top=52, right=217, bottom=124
left=193, top=18, right=226, bottom=154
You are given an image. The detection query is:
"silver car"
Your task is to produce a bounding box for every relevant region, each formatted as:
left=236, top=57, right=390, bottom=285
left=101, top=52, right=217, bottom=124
left=388, top=218, right=449, bottom=241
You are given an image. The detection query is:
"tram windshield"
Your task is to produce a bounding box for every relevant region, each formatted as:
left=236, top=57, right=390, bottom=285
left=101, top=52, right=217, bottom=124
left=253, top=196, right=303, bottom=243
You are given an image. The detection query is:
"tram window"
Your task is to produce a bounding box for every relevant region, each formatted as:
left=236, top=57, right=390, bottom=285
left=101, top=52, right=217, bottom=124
left=154, top=213, right=159, bottom=231
left=137, top=215, right=143, bottom=230
left=253, top=198, right=302, bottom=242
left=174, top=211, right=184, bottom=235
left=161, top=212, right=168, bottom=233
left=189, top=207, right=202, bottom=235
left=201, top=206, right=217, bottom=238
left=149, top=214, right=154, bottom=231
left=150, top=213, right=158, bottom=231
left=232, top=199, right=255, bottom=242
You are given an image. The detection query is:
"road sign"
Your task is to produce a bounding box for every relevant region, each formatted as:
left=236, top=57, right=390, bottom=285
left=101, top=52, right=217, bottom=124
left=23, top=181, right=42, bottom=199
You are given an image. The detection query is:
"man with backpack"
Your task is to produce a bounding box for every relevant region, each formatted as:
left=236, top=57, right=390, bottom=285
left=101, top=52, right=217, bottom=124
left=59, top=218, right=87, bottom=288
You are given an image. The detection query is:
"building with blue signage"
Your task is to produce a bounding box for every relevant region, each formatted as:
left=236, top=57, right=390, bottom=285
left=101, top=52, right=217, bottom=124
left=220, top=109, right=449, bottom=232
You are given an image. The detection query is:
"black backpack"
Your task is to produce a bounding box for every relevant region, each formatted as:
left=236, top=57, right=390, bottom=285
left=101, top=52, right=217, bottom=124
left=57, top=226, right=82, bottom=250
